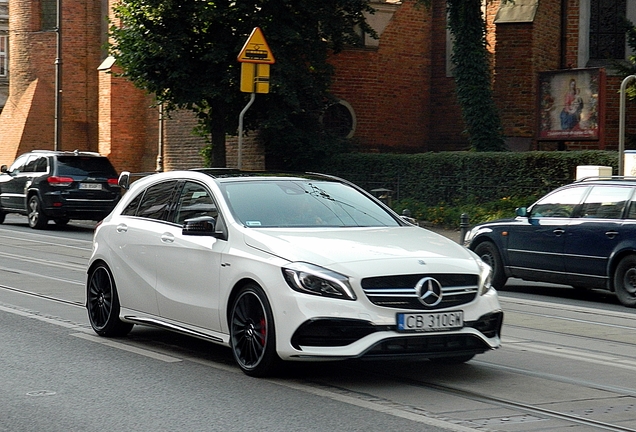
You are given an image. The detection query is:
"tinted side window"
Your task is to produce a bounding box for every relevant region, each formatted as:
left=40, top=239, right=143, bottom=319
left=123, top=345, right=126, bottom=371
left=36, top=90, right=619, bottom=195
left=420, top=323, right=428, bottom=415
left=530, top=187, right=588, bottom=218
left=22, top=156, right=39, bottom=173
left=173, top=181, right=217, bottom=225
left=33, top=157, right=48, bottom=173
left=135, top=181, right=178, bottom=221
left=23, top=156, right=48, bottom=173
left=8, top=154, right=29, bottom=173
left=625, top=189, right=636, bottom=219
left=579, top=186, right=632, bottom=219
left=121, top=192, right=144, bottom=217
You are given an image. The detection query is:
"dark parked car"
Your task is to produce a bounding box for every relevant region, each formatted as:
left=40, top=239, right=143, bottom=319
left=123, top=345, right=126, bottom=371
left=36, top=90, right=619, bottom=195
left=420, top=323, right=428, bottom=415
left=0, top=150, right=120, bottom=228
left=466, top=176, right=636, bottom=307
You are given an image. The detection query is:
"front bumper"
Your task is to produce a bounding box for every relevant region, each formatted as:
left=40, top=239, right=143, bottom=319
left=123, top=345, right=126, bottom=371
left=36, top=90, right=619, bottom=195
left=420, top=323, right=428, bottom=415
left=287, top=310, right=502, bottom=360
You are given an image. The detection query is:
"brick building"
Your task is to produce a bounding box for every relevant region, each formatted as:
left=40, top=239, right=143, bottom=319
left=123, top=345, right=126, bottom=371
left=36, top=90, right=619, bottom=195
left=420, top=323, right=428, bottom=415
left=1, top=0, right=635, bottom=173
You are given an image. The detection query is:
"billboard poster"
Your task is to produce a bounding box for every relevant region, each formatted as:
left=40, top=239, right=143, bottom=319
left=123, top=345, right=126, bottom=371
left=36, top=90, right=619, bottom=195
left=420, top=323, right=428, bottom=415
left=537, top=68, right=605, bottom=141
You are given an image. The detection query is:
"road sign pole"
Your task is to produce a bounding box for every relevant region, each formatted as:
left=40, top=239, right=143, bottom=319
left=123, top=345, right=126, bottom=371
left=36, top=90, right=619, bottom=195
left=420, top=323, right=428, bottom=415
left=238, top=92, right=256, bottom=170
left=237, top=27, right=275, bottom=170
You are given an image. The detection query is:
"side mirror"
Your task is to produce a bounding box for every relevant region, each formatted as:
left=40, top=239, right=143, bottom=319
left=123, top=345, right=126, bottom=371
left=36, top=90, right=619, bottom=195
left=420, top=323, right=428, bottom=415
left=183, top=215, right=216, bottom=236
left=118, top=171, right=131, bottom=190
left=1, top=165, right=7, bottom=173
left=516, top=207, right=528, bottom=217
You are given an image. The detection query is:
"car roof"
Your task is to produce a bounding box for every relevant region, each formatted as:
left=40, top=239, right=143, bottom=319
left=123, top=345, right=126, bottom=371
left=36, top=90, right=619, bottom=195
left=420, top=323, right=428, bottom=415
left=118, top=169, right=346, bottom=190
left=191, top=168, right=335, bottom=182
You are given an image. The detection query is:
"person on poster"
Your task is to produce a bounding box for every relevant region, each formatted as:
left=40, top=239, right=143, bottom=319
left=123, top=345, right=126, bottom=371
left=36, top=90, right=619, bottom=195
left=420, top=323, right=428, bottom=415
left=560, top=78, right=584, bottom=130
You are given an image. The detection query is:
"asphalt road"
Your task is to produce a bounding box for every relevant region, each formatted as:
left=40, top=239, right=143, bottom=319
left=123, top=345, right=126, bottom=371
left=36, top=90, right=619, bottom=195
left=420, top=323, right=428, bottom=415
left=3, top=214, right=636, bottom=431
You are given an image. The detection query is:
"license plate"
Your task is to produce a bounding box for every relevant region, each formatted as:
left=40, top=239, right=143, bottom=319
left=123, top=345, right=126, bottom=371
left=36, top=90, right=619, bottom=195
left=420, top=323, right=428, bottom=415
left=79, top=183, right=102, bottom=190
left=397, top=311, right=463, bottom=332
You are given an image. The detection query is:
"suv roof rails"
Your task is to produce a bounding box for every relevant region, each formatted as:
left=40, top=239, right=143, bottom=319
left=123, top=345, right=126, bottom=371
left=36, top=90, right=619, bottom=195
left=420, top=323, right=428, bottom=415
left=30, top=149, right=103, bottom=156
left=574, top=175, right=636, bottom=182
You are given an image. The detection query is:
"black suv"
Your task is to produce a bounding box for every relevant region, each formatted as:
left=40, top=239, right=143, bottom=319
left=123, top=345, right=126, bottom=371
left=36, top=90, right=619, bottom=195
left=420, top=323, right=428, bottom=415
left=0, top=150, right=121, bottom=229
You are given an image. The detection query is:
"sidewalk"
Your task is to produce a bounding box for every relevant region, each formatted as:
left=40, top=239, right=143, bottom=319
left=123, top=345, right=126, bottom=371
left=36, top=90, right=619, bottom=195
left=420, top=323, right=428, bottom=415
left=423, top=225, right=463, bottom=244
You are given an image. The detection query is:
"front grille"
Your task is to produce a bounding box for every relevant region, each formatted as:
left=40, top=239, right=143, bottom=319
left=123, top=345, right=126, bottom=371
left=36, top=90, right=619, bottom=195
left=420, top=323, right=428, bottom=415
left=361, top=273, right=479, bottom=310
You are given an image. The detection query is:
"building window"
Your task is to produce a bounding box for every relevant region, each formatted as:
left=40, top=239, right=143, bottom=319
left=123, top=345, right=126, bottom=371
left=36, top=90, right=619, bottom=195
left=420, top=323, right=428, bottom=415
left=0, top=35, right=6, bottom=77
left=580, top=0, right=635, bottom=67
left=589, top=0, right=627, bottom=61
left=321, top=100, right=356, bottom=139
left=41, top=0, right=57, bottom=31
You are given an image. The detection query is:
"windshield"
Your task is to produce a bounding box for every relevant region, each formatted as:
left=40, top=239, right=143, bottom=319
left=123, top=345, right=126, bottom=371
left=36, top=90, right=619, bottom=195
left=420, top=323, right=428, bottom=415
left=220, top=179, right=400, bottom=228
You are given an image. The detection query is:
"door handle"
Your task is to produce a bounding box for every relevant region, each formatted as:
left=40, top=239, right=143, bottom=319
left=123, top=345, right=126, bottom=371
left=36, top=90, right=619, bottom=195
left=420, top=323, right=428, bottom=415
left=605, top=230, right=619, bottom=239
left=553, top=228, right=565, bottom=236
left=116, top=224, right=128, bottom=233
left=161, top=233, right=175, bottom=243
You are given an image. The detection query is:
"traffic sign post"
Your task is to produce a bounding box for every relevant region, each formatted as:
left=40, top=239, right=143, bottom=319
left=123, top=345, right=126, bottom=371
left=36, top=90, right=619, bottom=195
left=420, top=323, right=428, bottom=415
left=237, top=27, right=275, bottom=169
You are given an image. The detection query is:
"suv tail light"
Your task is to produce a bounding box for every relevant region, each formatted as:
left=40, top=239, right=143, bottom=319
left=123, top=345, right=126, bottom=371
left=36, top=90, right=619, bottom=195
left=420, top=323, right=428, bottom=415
left=107, top=178, right=119, bottom=186
left=47, top=176, right=74, bottom=187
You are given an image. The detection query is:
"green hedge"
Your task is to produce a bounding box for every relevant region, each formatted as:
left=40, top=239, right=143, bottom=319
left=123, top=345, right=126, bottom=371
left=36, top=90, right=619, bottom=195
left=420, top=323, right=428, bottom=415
left=321, top=150, right=619, bottom=206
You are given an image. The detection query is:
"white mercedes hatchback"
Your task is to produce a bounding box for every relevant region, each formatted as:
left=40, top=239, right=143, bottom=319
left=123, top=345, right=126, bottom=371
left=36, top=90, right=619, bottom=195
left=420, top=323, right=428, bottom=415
left=86, top=169, right=502, bottom=376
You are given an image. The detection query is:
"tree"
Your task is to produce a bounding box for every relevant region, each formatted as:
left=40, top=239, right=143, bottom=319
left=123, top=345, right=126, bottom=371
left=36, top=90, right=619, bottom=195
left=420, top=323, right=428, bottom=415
left=418, top=0, right=507, bottom=151
left=110, top=0, right=376, bottom=168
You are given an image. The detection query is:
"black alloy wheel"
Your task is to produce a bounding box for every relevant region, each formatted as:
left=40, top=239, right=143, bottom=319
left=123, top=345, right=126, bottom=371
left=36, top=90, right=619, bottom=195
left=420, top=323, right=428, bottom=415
left=614, top=255, right=636, bottom=307
left=230, top=284, right=280, bottom=377
left=28, top=195, right=48, bottom=229
left=86, top=263, right=133, bottom=336
left=473, top=241, right=507, bottom=290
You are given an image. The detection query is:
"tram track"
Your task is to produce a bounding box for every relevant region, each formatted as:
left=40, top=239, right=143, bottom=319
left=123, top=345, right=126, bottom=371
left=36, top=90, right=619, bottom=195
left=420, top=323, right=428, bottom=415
left=3, top=221, right=636, bottom=430
left=319, top=360, right=636, bottom=431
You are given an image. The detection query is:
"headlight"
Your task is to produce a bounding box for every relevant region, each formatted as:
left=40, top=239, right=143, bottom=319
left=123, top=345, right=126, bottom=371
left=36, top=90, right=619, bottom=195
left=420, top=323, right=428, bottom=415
left=477, top=259, right=493, bottom=295
left=283, top=263, right=356, bottom=300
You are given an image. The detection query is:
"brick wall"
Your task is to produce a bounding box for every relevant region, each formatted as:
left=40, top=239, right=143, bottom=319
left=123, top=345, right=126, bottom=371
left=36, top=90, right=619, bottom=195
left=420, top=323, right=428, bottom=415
left=493, top=1, right=562, bottom=150
left=3, top=0, right=636, bottom=172
left=0, top=0, right=102, bottom=167
left=427, top=1, right=466, bottom=151
left=330, top=0, right=432, bottom=152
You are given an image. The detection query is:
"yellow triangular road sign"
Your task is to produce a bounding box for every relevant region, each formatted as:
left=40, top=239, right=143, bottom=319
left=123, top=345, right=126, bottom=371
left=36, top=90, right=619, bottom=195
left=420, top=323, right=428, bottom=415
left=237, top=27, right=275, bottom=64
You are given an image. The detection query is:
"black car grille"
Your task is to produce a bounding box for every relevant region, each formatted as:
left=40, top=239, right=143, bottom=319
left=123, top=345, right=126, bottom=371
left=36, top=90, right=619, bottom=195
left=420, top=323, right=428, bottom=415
left=362, top=334, right=490, bottom=359
left=361, top=273, right=479, bottom=310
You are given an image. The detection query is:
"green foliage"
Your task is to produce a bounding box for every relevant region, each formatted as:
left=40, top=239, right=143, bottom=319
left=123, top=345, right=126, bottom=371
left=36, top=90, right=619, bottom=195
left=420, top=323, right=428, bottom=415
left=321, top=150, right=619, bottom=226
left=394, top=195, right=540, bottom=228
left=416, top=0, right=506, bottom=151
left=110, top=0, right=376, bottom=168
left=446, top=0, right=506, bottom=151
